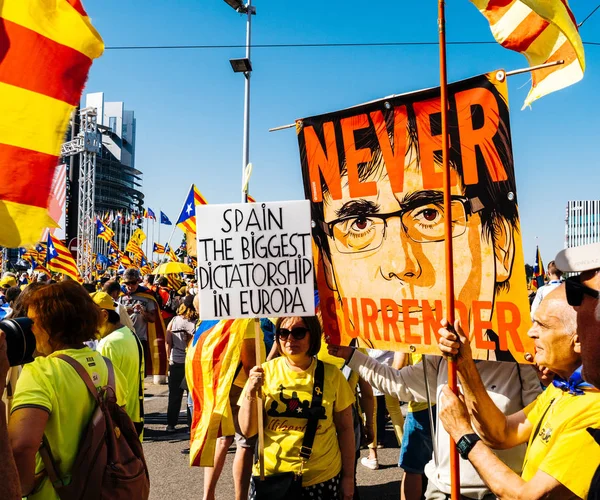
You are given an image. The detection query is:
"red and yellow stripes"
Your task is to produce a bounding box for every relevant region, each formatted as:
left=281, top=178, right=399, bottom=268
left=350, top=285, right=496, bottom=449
left=186, top=320, right=247, bottom=467
left=0, top=0, right=103, bottom=248
left=471, top=0, right=585, bottom=108
left=194, top=186, right=208, bottom=206
left=47, top=234, right=82, bottom=282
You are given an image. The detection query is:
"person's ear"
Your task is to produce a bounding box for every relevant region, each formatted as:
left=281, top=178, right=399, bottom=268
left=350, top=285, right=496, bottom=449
left=493, top=217, right=515, bottom=283
left=573, top=333, right=581, bottom=354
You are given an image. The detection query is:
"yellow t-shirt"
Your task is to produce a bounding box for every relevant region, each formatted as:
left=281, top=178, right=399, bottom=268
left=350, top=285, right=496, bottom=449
left=233, top=319, right=267, bottom=389
left=12, top=348, right=128, bottom=500
left=522, top=383, right=600, bottom=499
left=97, top=326, right=144, bottom=428
left=408, top=353, right=431, bottom=413
left=254, top=357, right=354, bottom=486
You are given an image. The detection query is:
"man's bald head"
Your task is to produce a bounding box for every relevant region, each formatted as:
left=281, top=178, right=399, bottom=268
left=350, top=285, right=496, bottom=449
left=528, top=286, right=581, bottom=378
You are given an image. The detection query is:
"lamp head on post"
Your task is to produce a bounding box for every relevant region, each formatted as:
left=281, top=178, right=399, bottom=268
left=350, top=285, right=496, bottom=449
left=223, top=0, right=248, bottom=13
left=229, top=58, right=252, bottom=73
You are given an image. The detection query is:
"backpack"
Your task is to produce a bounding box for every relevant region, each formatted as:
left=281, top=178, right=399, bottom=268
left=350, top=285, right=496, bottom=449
left=161, top=288, right=180, bottom=315
left=39, top=355, right=150, bottom=500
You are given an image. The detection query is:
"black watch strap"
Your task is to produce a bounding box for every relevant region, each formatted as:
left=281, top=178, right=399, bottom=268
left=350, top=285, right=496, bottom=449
left=456, top=433, right=481, bottom=460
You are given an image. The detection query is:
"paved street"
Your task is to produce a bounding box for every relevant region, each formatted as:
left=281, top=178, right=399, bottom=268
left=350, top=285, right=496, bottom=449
left=143, top=379, right=404, bottom=499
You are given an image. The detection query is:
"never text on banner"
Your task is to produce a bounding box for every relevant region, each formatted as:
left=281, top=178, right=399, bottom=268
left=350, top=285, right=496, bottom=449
left=297, top=71, right=534, bottom=363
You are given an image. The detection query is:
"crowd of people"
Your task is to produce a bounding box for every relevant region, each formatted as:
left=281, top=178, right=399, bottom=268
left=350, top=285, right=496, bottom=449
left=0, top=241, right=599, bottom=500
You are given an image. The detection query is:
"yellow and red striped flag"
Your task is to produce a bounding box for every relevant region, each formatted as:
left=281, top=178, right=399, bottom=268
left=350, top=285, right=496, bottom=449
left=153, top=242, right=166, bottom=254
left=0, top=0, right=104, bottom=248
left=46, top=234, right=82, bottom=282
left=96, top=218, right=115, bottom=243
left=176, top=185, right=208, bottom=234
left=470, top=0, right=585, bottom=108
left=247, top=194, right=256, bottom=203
left=186, top=319, right=249, bottom=466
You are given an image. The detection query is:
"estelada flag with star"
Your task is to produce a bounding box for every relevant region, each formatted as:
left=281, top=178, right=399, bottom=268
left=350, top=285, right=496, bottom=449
left=96, top=218, right=115, bottom=242
left=46, top=233, right=82, bottom=282
left=0, top=0, right=103, bottom=248
left=176, top=184, right=208, bottom=234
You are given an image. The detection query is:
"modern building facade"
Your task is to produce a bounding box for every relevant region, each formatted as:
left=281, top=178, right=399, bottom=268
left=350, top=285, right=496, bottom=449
left=86, top=92, right=143, bottom=215
left=565, top=200, right=600, bottom=248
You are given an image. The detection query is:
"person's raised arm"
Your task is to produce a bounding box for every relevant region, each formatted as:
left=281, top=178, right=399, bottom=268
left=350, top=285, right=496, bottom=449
left=438, top=319, right=532, bottom=449
left=237, top=366, right=263, bottom=438
left=440, top=387, right=574, bottom=500
left=327, top=345, right=426, bottom=404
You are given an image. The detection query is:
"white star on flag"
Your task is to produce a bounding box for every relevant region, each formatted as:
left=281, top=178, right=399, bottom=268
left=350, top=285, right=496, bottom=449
left=186, top=203, right=193, bottom=215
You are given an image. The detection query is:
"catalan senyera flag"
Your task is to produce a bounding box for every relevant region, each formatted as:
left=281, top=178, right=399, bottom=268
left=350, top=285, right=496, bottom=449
left=166, top=273, right=183, bottom=292
left=0, top=1, right=104, bottom=248
left=47, top=234, right=81, bottom=282
left=96, top=218, right=115, bottom=242
left=120, top=252, right=133, bottom=267
left=247, top=194, right=256, bottom=203
left=176, top=185, right=208, bottom=234
left=532, top=245, right=545, bottom=290
left=186, top=319, right=250, bottom=467
left=470, top=0, right=585, bottom=108
left=153, top=242, right=165, bottom=254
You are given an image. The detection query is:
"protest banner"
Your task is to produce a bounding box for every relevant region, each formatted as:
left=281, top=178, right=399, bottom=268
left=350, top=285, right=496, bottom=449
left=297, top=71, right=534, bottom=363
left=196, top=200, right=315, bottom=320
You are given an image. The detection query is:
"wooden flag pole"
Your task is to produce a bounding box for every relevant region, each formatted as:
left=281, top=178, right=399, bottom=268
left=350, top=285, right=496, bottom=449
left=254, top=319, right=265, bottom=480
left=438, top=1, right=460, bottom=499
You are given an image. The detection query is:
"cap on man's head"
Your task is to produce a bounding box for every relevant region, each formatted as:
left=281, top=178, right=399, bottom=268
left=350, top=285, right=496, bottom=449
left=555, top=242, right=600, bottom=273
left=90, top=291, right=117, bottom=311
left=0, top=275, right=17, bottom=289
left=123, top=268, right=141, bottom=283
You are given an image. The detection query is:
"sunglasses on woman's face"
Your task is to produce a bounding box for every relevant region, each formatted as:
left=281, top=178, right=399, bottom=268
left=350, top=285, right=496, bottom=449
left=565, top=277, right=600, bottom=306
left=277, top=327, right=309, bottom=341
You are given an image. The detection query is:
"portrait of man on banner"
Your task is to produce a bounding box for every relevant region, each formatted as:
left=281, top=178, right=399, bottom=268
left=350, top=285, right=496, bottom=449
left=297, top=72, right=533, bottom=362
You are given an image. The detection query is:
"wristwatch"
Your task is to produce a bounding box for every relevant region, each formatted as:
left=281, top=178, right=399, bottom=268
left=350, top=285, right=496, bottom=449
left=456, top=433, right=481, bottom=460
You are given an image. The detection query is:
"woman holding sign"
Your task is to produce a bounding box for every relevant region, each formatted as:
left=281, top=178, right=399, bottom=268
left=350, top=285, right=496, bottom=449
left=238, top=316, right=355, bottom=500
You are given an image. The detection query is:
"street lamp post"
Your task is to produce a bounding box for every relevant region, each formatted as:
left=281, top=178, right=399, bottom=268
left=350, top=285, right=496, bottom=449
left=225, top=0, right=256, bottom=203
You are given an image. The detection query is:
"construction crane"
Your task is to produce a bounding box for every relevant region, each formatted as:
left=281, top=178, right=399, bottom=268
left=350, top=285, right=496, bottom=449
left=60, top=107, right=101, bottom=281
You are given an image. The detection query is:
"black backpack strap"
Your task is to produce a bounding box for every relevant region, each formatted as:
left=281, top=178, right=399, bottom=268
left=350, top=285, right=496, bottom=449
left=299, top=359, right=324, bottom=461
left=132, top=333, right=145, bottom=435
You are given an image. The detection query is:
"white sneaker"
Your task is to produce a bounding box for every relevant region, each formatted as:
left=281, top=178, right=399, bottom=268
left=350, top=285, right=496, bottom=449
left=360, top=456, right=379, bottom=470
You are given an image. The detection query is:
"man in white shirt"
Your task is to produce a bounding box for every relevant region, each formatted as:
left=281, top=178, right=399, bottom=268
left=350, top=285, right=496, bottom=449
left=328, top=345, right=541, bottom=499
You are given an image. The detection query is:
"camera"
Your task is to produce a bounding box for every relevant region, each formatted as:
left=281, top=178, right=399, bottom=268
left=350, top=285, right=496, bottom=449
left=0, top=318, right=36, bottom=366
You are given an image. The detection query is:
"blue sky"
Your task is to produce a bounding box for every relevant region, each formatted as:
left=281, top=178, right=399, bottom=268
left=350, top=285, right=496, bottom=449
left=83, top=0, right=599, bottom=267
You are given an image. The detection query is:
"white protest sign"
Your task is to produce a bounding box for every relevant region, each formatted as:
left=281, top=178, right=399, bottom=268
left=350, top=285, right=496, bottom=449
left=196, top=200, right=315, bottom=320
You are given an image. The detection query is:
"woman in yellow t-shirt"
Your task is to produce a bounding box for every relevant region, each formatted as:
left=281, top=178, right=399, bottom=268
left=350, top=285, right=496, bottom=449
left=8, top=281, right=129, bottom=500
left=239, top=316, right=355, bottom=500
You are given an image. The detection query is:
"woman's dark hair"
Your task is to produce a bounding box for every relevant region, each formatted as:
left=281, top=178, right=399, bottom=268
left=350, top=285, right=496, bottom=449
left=11, top=281, right=48, bottom=318
left=28, top=281, right=102, bottom=346
left=274, top=316, right=322, bottom=357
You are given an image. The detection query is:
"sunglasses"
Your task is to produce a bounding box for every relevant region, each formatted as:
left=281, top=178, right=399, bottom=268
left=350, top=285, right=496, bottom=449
left=277, top=327, right=309, bottom=341
left=565, top=277, right=600, bottom=306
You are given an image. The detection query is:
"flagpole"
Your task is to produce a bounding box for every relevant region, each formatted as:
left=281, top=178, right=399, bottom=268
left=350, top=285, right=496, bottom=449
left=152, top=217, right=156, bottom=263
left=145, top=216, right=149, bottom=259
left=158, top=208, right=161, bottom=260
left=163, top=183, right=195, bottom=263
left=438, top=1, right=460, bottom=498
